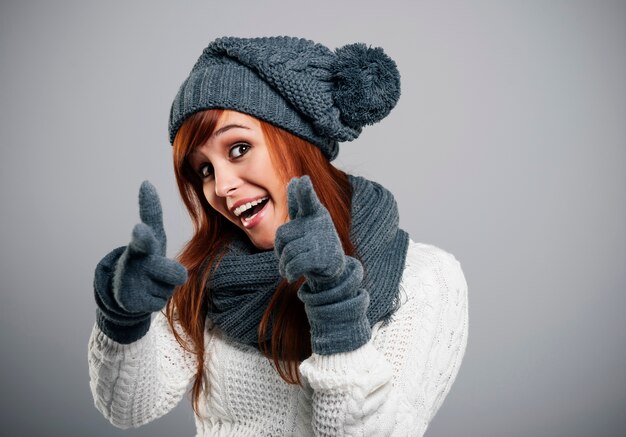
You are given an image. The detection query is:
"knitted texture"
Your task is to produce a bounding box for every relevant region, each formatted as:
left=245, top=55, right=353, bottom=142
left=296, top=259, right=370, bottom=354
left=205, top=174, right=409, bottom=353
left=93, top=181, right=187, bottom=343
left=274, top=176, right=371, bottom=354
left=88, top=240, right=470, bottom=436
left=169, top=36, right=401, bottom=161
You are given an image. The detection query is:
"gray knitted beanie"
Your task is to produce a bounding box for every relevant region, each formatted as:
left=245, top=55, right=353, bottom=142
left=168, top=36, right=401, bottom=160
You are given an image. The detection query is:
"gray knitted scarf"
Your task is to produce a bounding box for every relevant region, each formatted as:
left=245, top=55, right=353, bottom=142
left=206, top=174, right=409, bottom=349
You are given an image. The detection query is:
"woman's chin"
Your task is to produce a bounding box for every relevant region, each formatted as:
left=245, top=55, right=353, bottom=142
left=243, top=224, right=276, bottom=251
left=243, top=202, right=281, bottom=251
left=249, top=235, right=274, bottom=251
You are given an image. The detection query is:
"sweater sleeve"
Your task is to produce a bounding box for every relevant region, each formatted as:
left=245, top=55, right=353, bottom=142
left=87, top=310, right=197, bottom=429
left=296, top=240, right=469, bottom=436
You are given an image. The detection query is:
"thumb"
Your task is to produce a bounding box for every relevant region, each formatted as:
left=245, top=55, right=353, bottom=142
left=138, top=180, right=166, bottom=255
left=128, top=223, right=160, bottom=257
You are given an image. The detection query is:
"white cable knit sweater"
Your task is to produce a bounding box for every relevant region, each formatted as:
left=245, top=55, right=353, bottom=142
left=88, top=240, right=469, bottom=436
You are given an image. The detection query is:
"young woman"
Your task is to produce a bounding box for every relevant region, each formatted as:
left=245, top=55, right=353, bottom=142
left=88, top=36, right=469, bottom=436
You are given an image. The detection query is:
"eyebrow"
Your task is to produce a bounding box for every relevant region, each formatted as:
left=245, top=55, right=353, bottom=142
left=188, top=123, right=252, bottom=165
left=212, top=123, right=251, bottom=138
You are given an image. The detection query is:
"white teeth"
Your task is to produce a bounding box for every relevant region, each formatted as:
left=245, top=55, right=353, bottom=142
left=242, top=211, right=260, bottom=223
left=234, top=197, right=268, bottom=217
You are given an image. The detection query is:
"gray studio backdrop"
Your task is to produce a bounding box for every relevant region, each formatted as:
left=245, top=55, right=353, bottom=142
left=1, top=1, right=625, bottom=436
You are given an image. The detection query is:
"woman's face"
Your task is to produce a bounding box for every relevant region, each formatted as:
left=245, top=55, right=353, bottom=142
left=189, top=110, right=289, bottom=250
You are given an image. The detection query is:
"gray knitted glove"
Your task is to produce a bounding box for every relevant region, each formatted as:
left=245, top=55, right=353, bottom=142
left=93, top=181, right=188, bottom=344
left=274, top=176, right=370, bottom=355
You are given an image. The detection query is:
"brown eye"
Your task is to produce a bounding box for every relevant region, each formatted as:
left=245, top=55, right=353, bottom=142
left=230, top=143, right=250, bottom=159
left=198, top=163, right=213, bottom=179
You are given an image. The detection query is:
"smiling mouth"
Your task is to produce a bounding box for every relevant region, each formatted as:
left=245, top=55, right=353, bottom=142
left=238, top=197, right=270, bottom=223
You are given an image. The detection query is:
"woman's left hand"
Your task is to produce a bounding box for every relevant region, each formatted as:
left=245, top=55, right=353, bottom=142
left=274, top=175, right=346, bottom=284
left=275, top=175, right=370, bottom=355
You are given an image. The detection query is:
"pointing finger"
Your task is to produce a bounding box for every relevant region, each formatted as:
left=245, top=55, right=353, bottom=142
left=295, top=175, right=322, bottom=217
left=287, top=177, right=301, bottom=220
left=138, top=180, right=166, bottom=253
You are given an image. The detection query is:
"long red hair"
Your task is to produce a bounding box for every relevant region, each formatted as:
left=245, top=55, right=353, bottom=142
left=165, top=109, right=355, bottom=415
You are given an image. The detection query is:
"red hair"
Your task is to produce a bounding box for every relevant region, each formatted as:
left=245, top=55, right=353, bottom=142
left=166, top=109, right=354, bottom=415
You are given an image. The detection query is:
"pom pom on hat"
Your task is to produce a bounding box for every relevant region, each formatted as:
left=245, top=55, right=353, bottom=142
left=332, top=43, right=401, bottom=129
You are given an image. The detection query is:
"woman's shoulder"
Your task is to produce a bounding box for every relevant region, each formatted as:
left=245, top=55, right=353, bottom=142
left=399, top=238, right=468, bottom=304
left=404, top=239, right=465, bottom=274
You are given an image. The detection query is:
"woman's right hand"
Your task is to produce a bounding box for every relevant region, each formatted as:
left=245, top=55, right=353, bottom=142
left=93, top=181, right=188, bottom=344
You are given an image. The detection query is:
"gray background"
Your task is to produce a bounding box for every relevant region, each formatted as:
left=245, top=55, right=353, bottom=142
left=1, top=0, right=625, bottom=436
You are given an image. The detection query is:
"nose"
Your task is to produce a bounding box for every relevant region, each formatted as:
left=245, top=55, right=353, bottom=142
left=213, top=163, right=241, bottom=197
